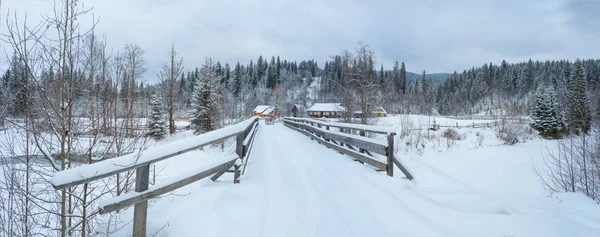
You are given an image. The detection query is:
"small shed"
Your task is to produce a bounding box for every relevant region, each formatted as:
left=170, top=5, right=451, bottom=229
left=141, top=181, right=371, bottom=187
left=307, top=103, right=345, bottom=118
left=291, top=104, right=305, bottom=117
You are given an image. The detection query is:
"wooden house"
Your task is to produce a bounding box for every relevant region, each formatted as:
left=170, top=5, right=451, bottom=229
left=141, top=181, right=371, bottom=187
left=291, top=104, right=305, bottom=117
left=353, top=106, right=387, bottom=118
left=253, top=105, right=271, bottom=117
left=253, top=105, right=280, bottom=118
left=307, top=103, right=345, bottom=118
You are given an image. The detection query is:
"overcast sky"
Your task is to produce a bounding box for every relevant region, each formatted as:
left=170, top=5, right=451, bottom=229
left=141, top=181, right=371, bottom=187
left=1, top=0, right=599, bottom=83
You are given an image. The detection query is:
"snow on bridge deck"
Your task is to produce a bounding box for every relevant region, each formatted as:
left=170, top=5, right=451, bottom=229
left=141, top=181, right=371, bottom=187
left=123, top=122, right=599, bottom=237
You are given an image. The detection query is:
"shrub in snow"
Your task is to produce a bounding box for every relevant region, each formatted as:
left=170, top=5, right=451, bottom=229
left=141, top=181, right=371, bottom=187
left=530, top=86, right=565, bottom=139
left=495, top=118, right=526, bottom=145
left=442, top=128, right=462, bottom=148
left=148, top=94, right=168, bottom=140
left=535, top=130, right=600, bottom=203
left=442, top=128, right=461, bottom=141
left=476, top=132, right=484, bottom=147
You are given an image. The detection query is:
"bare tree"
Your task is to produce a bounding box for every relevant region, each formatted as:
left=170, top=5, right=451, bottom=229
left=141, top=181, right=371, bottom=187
left=350, top=43, right=379, bottom=125
left=123, top=43, right=146, bottom=137
left=157, top=42, right=184, bottom=135
left=534, top=129, right=600, bottom=203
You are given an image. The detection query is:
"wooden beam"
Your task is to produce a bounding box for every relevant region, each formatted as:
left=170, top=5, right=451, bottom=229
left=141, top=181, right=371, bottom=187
left=234, top=164, right=241, bottom=184
left=386, top=134, right=394, bottom=177
left=294, top=122, right=388, bottom=156
left=242, top=124, right=259, bottom=175
left=236, top=133, right=245, bottom=158
left=132, top=165, right=150, bottom=237
left=210, top=170, right=226, bottom=181
left=54, top=118, right=259, bottom=190
left=99, top=159, right=237, bottom=214
left=283, top=123, right=387, bottom=170
left=392, top=157, right=414, bottom=180
left=283, top=118, right=395, bottom=135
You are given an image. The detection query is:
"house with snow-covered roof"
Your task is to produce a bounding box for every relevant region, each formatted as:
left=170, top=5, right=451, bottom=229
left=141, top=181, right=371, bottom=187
left=353, top=106, right=388, bottom=118
left=307, top=103, right=345, bottom=118
left=253, top=105, right=271, bottom=117
left=253, top=105, right=280, bottom=118
left=291, top=104, right=305, bottom=117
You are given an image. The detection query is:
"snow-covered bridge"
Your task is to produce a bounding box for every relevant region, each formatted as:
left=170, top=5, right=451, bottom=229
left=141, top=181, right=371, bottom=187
left=51, top=118, right=600, bottom=237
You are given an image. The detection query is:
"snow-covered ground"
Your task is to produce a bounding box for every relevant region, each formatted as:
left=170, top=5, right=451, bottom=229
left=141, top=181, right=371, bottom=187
left=105, top=117, right=599, bottom=237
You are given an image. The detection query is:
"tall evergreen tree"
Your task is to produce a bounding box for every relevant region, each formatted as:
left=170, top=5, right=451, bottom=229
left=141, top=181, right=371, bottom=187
left=566, top=59, right=591, bottom=133
left=276, top=56, right=281, bottom=80
left=148, top=94, right=167, bottom=139
left=223, top=63, right=231, bottom=89
left=500, top=60, right=511, bottom=95
left=257, top=56, right=264, bottom=80
left=531, top=86, right=563, bottom=138
left=392, top=61, right=400, bottom=92
left=400, top=62, right=407, bottom=94
left=233, top=62, right=242, bottom=98
left=190, top=59, right=222, bottom=134
left=377, top=64, right=383, bottom=86
left=267, top=56, right=277, bottom=89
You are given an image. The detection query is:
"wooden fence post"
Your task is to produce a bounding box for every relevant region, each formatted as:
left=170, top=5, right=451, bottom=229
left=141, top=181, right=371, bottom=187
left=133, top=164, right=150, bottom=237
left=236, top=133, right=244, bottom=158
left=386, top=134, right=394, bottom=177
left=234, top=163, right=241, bottom=184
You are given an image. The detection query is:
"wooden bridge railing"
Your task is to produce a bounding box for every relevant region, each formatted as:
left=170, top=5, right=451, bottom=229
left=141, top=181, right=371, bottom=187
left=52, top=117, right=260, bottom=237
left=283, top=117, right=413, bottom=180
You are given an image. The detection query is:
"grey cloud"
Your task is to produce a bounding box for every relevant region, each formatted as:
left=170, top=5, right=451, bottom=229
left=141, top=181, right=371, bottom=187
left=1, top=0, right=598, bottom=82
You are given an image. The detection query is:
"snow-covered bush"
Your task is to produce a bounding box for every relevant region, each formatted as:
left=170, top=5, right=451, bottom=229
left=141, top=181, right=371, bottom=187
left=476, top=132, right=484, bottom=147
left=442, top=128, right=461, bottom=141
left=495, top=118, right=527, bottom=145
left=397, top=114, right=414, bottom=139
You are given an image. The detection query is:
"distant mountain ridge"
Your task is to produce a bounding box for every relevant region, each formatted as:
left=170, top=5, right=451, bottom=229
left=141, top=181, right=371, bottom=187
left=406, top=72, right=450, bottom=84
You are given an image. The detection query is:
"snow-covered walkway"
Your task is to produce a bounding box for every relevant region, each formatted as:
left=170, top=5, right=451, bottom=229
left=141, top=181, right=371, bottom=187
left=139, top=122, right=600, bottom=237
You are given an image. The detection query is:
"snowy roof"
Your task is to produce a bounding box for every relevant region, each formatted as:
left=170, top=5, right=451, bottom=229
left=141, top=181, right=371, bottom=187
left=373, top=107, right=387, bottom=113
left=262, top=107, right=274, bottom=115
left=253, top=105, right=271, bottom=113
left=354, top=107, right=387, bottom=114
left=307, top=103, right=345, bottom=112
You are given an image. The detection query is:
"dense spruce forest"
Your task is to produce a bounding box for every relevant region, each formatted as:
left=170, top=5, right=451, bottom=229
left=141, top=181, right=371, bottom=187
left=3, top=46, right=599, bottom=128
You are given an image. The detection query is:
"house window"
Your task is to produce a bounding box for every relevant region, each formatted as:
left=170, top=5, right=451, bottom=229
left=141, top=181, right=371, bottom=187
left=324, top=112, right=330, bottom=116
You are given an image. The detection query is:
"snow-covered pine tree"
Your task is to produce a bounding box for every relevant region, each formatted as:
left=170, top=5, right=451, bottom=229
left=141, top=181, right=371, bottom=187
left=531, top=86, right=564, bottom=138
left=232, top=62, right=242, bottom=98
left=267, top=56, right=277, bottom=89
left=190, top=58, right=222, bottom=135
left=148, top=94, right=167, bottom=139
left=400, top=62, right=407, bottom=94
left=596, top=95, right=600, bottom=124
left=566, top=59, right=591, bottom=134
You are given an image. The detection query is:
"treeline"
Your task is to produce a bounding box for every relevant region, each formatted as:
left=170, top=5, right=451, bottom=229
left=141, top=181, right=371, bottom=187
left=437, top=59, right=600, bottom=116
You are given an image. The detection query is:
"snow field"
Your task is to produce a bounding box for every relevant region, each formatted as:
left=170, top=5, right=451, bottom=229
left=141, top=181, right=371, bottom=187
left=111, top=117, right=599, bottom=236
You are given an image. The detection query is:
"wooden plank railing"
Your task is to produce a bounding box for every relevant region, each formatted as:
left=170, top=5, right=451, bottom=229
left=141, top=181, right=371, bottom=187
left=283, top=118, right=413, bottom=180
left=52, top=117, right=259, bottom=237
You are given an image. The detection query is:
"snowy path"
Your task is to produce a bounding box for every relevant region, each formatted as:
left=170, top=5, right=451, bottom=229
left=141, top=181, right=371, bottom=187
left=139, top=122, right=600, bottom=237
